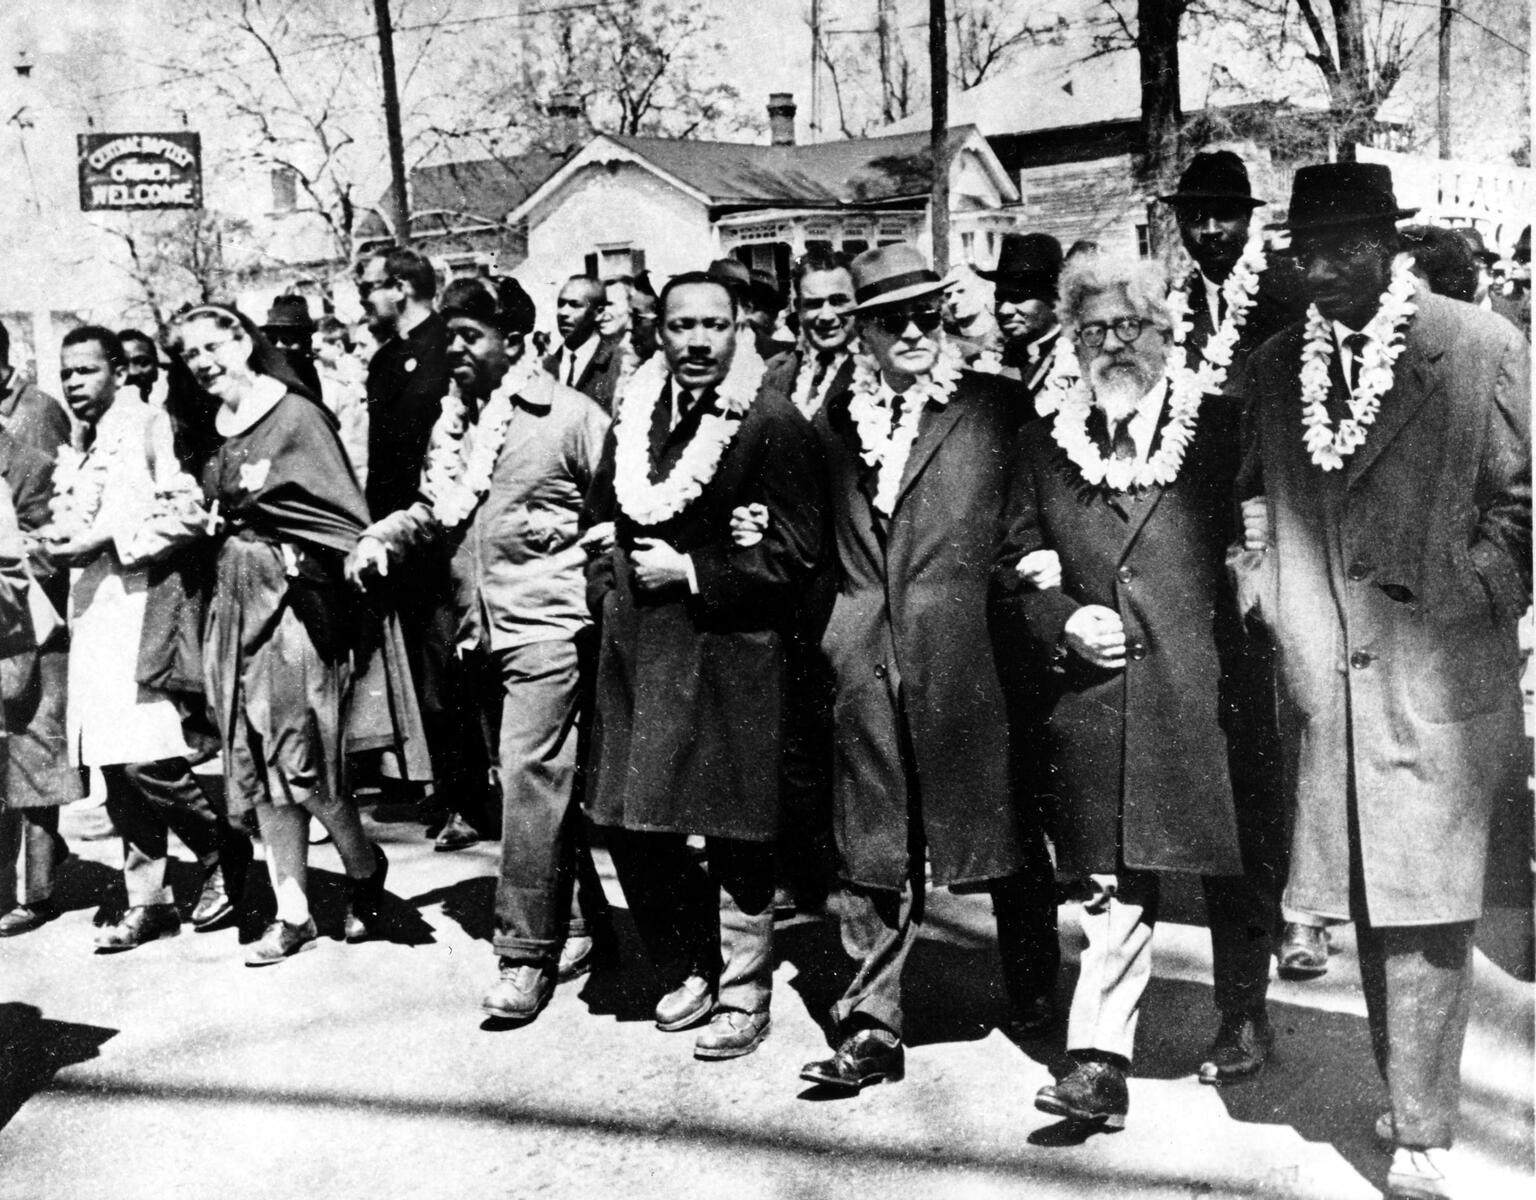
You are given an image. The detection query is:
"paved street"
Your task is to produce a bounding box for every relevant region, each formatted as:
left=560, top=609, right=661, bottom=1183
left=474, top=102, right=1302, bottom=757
left=0, top=801, right=1529, bottom=1200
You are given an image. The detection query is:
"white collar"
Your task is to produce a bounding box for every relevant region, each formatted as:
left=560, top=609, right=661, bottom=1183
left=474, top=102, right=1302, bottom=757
left=215, top=374, right=288, bottom=437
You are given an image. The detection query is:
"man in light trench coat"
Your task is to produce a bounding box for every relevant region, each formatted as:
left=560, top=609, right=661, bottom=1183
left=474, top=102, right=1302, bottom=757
left=1236, top=163, right=1530, bottom=1200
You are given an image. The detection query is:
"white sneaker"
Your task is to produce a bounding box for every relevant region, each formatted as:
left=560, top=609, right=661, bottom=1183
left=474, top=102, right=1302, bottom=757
left=1387, top=1146, right=1451, bottom=1200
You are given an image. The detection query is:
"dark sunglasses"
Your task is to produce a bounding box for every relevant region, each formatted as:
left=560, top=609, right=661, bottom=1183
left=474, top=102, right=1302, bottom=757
left=1076, top=317, right=1157, bottom=349
left=868, top=306, right=943, bottom=336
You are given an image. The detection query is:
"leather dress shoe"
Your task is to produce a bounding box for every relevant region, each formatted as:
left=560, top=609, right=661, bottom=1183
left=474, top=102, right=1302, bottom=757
left=245, top=917, right=318, bottom=966
left=799, top=1028, right=905, bottom=1093
left=481, top=960, right=554, bottom=1021
left=1034, top=1057, right=1129, bottom=1130
left=0, top=899, right=57, bottom=937
left=95, top=904, right=181, bottom=953
left=654, top=973, right=714, bottom=1032
left=1386, top=1146, right=1452, bottom=1200
left=1004, top=993, right=1059, bottom=1040
left=557, top=932, right=617, bottom=982
left=343, top=844, right=389, bottom=943
left=433, top=813, right=480, bottom=852
left=1278, top=922, right=1330, bottom=979
left=1198, top=1010, right=1274, bottom=1085
left=191, top=865, right=237, bottom=932
left=694, top=1009, right=771, bottom=1060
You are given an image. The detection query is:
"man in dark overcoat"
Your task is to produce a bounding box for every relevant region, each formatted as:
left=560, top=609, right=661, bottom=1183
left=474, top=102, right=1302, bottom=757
left=543, top=276, right=625, bottom=413
left=1236, top=163, right=1530, bottom=1200
left=796, top=243, right=1058, bottom=1095
left=992, top=252, right=1274, bottom=1133
left=584, top=272, right=824, bottom=1061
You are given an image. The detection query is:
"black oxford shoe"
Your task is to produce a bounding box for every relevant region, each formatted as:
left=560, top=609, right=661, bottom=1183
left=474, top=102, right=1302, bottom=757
left=1277, top=922, right=1330, bottom=979
left=95, top=904, right=181, bottom=953
left=1035, top=1058, right=1128, bottom=1130
left=799, top=1029, right=905, bottom=1093
left=1199, top=1009, right=1275, bottom=1085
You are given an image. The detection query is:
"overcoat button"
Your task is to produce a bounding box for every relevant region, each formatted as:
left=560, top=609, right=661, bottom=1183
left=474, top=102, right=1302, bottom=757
left=1350, top=650, right=1372, bottom=669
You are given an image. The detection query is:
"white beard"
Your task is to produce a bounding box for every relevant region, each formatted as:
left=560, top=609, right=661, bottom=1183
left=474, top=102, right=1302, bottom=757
left=1091, top=368, right=1151, bottom=426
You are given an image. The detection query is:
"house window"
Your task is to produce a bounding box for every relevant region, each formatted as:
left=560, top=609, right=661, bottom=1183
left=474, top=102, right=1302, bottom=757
left=841, top=239, right=868, bottom=256
left=1136, top=224, right=1151, bottom=258
left=271, top=166, right=297, bottom=213
left=586, top=244, right=643, bottom=280
left=961, top=231, right=975, bottom=260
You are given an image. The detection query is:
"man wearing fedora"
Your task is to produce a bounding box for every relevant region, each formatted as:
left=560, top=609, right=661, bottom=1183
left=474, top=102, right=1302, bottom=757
left=1236, top=163, right=1530, bottom=1200
left=797, top=243, right=1058, bottom=1094
left=977, top=232, right=1065, bottom=407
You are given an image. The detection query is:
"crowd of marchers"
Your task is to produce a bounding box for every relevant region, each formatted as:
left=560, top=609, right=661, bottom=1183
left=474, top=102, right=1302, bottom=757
left=0, top=153, right=1528, bottom=1200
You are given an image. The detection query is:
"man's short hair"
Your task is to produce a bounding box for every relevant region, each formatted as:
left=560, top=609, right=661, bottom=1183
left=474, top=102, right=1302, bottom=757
left=62, top=324, right=126, bottom=369
left=358, top=247, right=437, bottom=301
left=316, top=315, right=351, bottom=345
left=441, top=275, right=537, bottom=336
left=561, top=274, right=605, bottom=301
left=658, top=272, right=738, bottom=321
left=1399, top=224, right=1478, bottom=304
left=792, top=248, right=853, bottom=295
left=1058, top=254, right=1171, bottom=332
left=118, top=328, right=155, bottom=353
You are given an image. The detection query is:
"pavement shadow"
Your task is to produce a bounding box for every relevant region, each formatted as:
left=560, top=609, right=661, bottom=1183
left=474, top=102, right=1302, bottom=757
left=902, top=937, right=1011, bottom=1050
left=408, top=875, right=495, bottom=943
left=305, top=866, right=436, bottom=948
left=576, top=909, right=668, bottom=1024
left=50, top=855, right=118, bottom=922
left=0, top=1003, right=116, bottom=1133
left=776, top=913, right=855, bottom=1044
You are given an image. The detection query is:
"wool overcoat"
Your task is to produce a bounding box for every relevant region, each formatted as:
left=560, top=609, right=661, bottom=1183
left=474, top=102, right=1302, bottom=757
left=990, top=399, right=1247, bottom=877
left=584, top=377, right=825, bottom=843
left=815, top=369, right=1025, bottom=890
left=1236, top=288, right=1531, bottom=924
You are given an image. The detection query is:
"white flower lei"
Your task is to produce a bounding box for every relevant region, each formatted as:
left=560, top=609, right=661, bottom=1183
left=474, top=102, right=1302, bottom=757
left=50, top=432, right=123, bottom=536
left=1168, top=225, right=1268, bottom=395
left=611, top=347, right=764, bottom=525
left=1050, top=360, right=1204, bottom=492
left=421, top=361, right=538, bottom=529
left=1034, top=335, right=1082, bottom=417
left=790, top=339, right=856, bottom=416
left=846, top=339, right=964, bottom=514
left=1298, top=258, right=1417, bottom=471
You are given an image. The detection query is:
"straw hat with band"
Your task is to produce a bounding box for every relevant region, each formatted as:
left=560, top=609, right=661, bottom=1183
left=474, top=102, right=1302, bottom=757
left=848, top=244, right=947, bottom=313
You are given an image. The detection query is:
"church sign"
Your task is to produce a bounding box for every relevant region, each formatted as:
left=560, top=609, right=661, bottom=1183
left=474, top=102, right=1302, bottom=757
left=78, top=132, right=203, bottom=211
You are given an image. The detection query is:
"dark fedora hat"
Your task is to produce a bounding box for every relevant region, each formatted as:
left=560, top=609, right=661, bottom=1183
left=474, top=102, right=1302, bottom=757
left=847, top=243, right=947, bottom=313
left=1285, top=163, right=1417, bottom=236
left=262, top=293, right=316, bottom=332
left=1158, top=150, right=1263, bottom=209
left=975, top=232, right=1064, bottom=292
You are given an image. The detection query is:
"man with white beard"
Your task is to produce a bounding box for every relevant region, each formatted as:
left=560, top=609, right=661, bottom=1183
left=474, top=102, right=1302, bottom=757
left=991, top=252, right=1274, bottom=1131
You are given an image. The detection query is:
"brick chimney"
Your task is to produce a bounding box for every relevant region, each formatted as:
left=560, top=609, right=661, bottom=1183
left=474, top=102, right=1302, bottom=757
left=767, top=93, right=796, bottom=147
left=548, top=90, right=585, bottom=155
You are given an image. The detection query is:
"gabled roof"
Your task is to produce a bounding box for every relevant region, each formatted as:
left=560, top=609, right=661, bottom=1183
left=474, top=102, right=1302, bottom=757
left=505, top=125, right=1015, bottom=225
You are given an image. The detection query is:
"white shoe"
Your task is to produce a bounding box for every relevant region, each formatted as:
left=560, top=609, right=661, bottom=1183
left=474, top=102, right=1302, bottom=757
left=1387, top=1146, right=1451, bottom=1200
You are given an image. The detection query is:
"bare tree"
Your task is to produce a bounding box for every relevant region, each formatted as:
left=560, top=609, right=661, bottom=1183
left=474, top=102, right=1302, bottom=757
left=100, top=211, right=259, bottom=329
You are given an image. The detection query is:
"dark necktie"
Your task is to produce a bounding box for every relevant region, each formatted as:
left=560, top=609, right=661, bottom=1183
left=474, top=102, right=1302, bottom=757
left=807, top=352, right=834, bottom=402
left=1110, top=419, right=1136, bottom=461
left=1344, top=332, right=1368, bottom=393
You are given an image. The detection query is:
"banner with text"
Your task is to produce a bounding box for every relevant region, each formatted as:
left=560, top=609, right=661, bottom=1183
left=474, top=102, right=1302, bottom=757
left=78, top=132, right=202, bottom=211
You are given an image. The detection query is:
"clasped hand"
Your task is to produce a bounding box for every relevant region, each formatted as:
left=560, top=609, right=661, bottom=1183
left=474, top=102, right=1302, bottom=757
left=631, top=537, right=690, bottom=592
left=1063, top=604, right=1126, bottom=670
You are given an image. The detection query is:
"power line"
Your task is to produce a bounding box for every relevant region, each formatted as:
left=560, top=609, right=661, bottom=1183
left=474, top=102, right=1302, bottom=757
left=87, top=1, right=622, bottom=103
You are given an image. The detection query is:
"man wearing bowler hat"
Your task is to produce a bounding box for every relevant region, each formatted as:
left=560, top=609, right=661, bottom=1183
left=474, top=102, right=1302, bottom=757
left=1236, top=162, right=1530, bottom=1200
left=797, top=243, right=1058, bottom=1094
left=977, top=232, right=1065, bottom=406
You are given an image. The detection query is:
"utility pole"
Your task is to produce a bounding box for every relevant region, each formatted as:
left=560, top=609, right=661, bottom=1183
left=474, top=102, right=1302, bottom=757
left=810, top=0, right=822, bottom=143
left=877, top=0, right=894, bottom=125
left=373, top=0, right=411, bottom=246
left=1437, top=0, right=1452, bottom=159
left=929, top=0, right=948, bottom=275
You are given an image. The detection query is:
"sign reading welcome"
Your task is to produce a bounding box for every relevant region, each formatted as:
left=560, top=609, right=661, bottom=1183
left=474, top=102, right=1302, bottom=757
left=78, top=132, right=203, bottom=211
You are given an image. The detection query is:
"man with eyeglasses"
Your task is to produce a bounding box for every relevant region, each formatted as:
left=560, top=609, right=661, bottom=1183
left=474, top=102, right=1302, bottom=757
left=1236, top=164, right=1529, bottom=1199
left=796, top=243, right=1059, bottom=1095
left=976, top=232, right=1064, bottom=407
left=991, top=251, right=1276, bottom=1132
left=357, top=247, right=483, bottom=852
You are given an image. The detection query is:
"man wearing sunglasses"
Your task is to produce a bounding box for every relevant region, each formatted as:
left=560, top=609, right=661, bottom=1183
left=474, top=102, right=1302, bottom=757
left=797, top=243, right=1058, bottom=1095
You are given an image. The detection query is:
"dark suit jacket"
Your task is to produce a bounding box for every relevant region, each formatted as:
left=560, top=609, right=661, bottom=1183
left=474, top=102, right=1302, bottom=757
left=1179, top=266, right=1299, bottom=405
left=0, top=380, right=70, bottom=460
left=544, top=336, right=626, bottom=414
left=1236, top=287, right=1530, bottom=923
left=584, top=378, right=825, bottom=841
left=365, top=310, right=452, bottom=521
left=990, top=401, right=1246, bottom=877
left=816, top=370, right=1025, bottom=889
